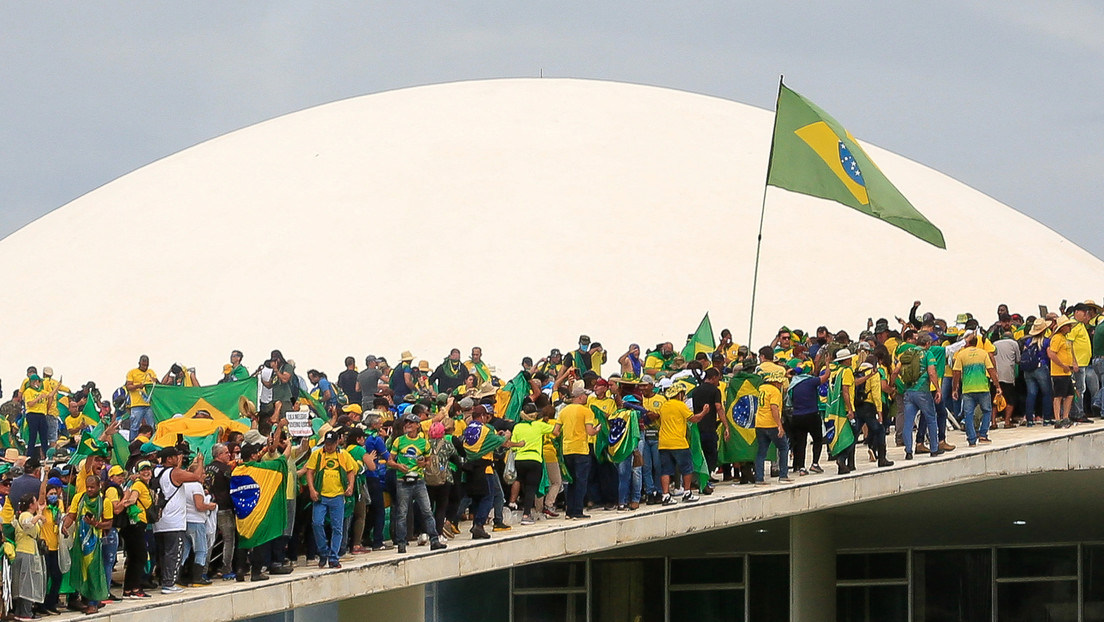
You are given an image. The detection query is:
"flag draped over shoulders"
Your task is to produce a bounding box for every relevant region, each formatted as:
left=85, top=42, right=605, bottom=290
left=719, top=372, right=774, bottom=463
left=462, top=422, right=506, bottom=460
left=824, top=369, right=856, bottom=457
left=231, top=458, right=288, bottom=549
left=495, top=373, right=531, bottom=423
left=594, top=406, right=640, bottom=464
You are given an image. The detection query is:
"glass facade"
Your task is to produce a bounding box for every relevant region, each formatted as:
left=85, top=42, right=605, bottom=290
left=427, top=544, right=1104, bottom=622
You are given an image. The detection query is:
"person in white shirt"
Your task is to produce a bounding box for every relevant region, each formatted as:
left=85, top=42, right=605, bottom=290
left=181, top=478, right=217, bottom=586
left=152, top=447, right=206, bottom=594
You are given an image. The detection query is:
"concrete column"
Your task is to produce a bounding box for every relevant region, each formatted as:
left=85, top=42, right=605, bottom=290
left=338, top=585, right=425, bottom=622
left=789, top=513, right=835, bottom=622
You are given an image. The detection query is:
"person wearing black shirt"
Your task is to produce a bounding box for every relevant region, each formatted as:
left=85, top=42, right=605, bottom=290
left=205, top=443, right=237, bottom=579
left=337, top=357, right=361, bottom=407
left=430, top=349, right=470, bottom=396
left=689, top=368, right=725, bottom=491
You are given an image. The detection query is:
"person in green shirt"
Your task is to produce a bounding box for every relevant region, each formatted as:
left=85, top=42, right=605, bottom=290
left=385, top=414, right=446, bottom=554
left=510, top=404, right=561, bottom=525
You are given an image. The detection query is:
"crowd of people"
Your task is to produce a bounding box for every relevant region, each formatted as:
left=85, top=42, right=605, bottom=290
left=0, top=298, right=1100, bottom=620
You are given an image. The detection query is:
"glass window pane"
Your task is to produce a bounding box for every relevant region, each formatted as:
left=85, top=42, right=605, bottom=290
left=671, top=557, right=744, bottom=585
left=837, top=552, right=907, bottom=581
left=997, top=580, right=1077, bottom=622
left=837, top=585, right=908, bottom=622
left=437, top=570, right=509, bottom=622
left=912, top=549, right=991, bottom=622
left=669, top=589, right=745, bottom=622
left=592, top=559, right=664, bottom=622
left=512, top=593, right=586, bottom=622
left=748, top=554, right=789, bottom=622
left=513, top=561, right=587, bottom=590
left=997, top=546, right=1077, bottom=578
left=1083, top=545, right=1104, bottom=622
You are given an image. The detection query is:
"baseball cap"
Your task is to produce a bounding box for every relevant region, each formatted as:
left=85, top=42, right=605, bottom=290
left=323, top=430, right=340, bottom=444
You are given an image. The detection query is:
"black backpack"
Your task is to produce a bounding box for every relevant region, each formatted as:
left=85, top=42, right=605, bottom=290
left=147, top=468, right=180, bottom=525
left=1021, top=339, right=1040, bottom=373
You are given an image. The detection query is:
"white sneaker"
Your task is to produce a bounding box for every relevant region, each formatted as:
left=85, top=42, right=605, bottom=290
left=662, top=494, right=677, bottom=506
left=683, top=491, right=699, bottom=502
left=161, top=585, right=184, bottom=594
left=417, top=533, right=430, bottom=546
left=671, top=487, right=684, bottom=496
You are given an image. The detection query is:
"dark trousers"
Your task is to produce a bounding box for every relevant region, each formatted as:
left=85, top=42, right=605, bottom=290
left=121, top=523, right=148, bottom=591
left=596, top=460, right=618, bottom=507
left=514, top=459, right=544, bottom=516
left=789, top=412, right=824, bottom=469
left=564, top=454, right=591, bottom=517
left=426, top=483, right=451, bottom=536
left=44, top=549, right=62, bottom=609
left=699, top=432, right=719, bottom=474
left=25, top=412, right=49, bottom=458
left=156, top=530, right=186, bottom=588
left=363, top=477, right=387, bottom=547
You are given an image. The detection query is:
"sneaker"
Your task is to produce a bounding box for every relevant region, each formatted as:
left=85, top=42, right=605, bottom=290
left=542, top=508, right=560, bottom=518
left=371, top=544, right=394, bottom=551
left=318, top=558, right=327, bottom=569
left=778, top=477, right=794, bottom=484
left=616, top=505, right=628, bottom=512
left=269, top=565, right=293, bottom=575
left=670, top=487, right=684, bottom=496
left=575, top=513, right=592, bottom=519
left=797, top=468, right=808, bottom=476
left=417, top=533, right=430, bottom=546
left=328, top=562, right=342, bottom=569
left=161, top=586, right=184, bottom=595
left=754, top=481, right=769, bottom=486
left=221, top=572, right=237, bottom=581
left=701, top=486, right=714, bottom=495
left=809, top=464, right=824, bottom=474
left=397, top=543, right=407, bottom=554
left=430, top=541, right=447, bottom=551
left=520, top=516, right=535, bottom=525
left=905, top=453, right=914, bottom=460
left=492, top=523, right=511, bottom=532
left=978, top=437, right=992, bottom=444
left=662, top=494, right=677, bottom=506
left=683, top=491, right=699, bottom=502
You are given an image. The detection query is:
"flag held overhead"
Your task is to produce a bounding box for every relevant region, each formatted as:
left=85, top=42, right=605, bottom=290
left=767, top=83, right=946, bottom=249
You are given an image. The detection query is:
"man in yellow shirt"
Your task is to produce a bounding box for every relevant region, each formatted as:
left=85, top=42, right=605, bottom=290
left=125, top=355, right=159, bottom=438
left=559, top=384, right=597, bottom=519
left=1069, top=305, right=1095, bottom=421
left=41, top=366, right=66, bottom=450
left=754, top=371, right=791, bottom=485
left=639, top=378, right=665, bottom=504
left=1048, top=316, right=1078, bottom=428
left=657, top=382, right=702, bottom=505
left=305, top=430, right=357, bottom=568
left=21, top=374, right=56, bottom=459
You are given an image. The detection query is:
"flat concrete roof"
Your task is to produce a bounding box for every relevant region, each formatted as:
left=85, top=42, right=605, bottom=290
left=72, top=423, right=1104, bottom=621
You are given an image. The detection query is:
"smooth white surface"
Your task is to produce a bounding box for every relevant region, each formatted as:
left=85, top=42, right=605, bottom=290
left=2, top=78, right=1101, bottom=387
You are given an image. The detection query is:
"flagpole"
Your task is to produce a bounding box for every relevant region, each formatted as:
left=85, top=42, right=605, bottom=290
left=747, top=75, right=786, bottom=348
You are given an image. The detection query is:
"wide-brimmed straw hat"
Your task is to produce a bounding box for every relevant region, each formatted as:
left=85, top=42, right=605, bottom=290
left=833, top=348, right=855, bottom=362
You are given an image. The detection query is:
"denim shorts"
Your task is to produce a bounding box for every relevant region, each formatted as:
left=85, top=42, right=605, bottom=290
left=659, top=449, right=693, bottom=477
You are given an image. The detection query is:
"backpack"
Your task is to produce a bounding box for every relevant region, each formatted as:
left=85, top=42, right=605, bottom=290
left=107, top=481, right=129, bottom=529
left=112, top=387, right=129, bottom=412
left=147, top=468, right=180, bottom=525
left=330, top=382, right=349, bottom=407
left=1021, top=339, right=1040, bottom=373
left=287, top=370, right=301, bottom=404
left=898, top=349, right=925, bottom=387
left=423, top=438, right=450, bottom=487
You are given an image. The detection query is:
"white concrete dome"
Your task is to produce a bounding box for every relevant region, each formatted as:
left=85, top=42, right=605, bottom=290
left=3, top=78, right=1101, bottom=388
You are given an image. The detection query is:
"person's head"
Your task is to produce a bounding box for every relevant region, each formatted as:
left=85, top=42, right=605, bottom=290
left=720, top=329, right=732, bottom=341
left=594, top=378, right=609, bottom=397
left=89, top=454, right=107, bottom=474
left=85, top=475, right=101, bottom=496
left=307, top=369, right=321, bottom=383
left=1074, top=306, right=1090, bottom=324
left=578, top=334, right=591, bottom=351
left=108, top=465, right=126, bottom=486
left=471, top=347, right=482, bottom=362
left=345, top=428, right=366, bottom=446
left=25, top=366, right=37, bottom=377
left=136, top=461, right=154, bottom=483
left=997, top=303, right=1009, bottom=317
left=159, top=446, right=183, bottom=467
left=758, top=346, right=774, bottom=362
left=0, top=478, right=11, bottom=496
left=704, top=368, right=721, bottom=385
left=27, top=374, right=42, bottom=389
left=18, top=493, right=37, bottom=514
left=902, top=329, right=918, bottom=344
left=521, top=356, right=534, bottom=371
left=231, top=350, right=243, bottom=366
left=411, top=403, right=428, bottom=419
left=570, top=381, right=588, bottom=403
left=472, top=405, right=491, bottom=422
left=966, top=334, right=979, bottom=347
left=323, top=430, right=341, bottom=449
left=660, top=342, right=674, bottom=356
left=365, top=355, right=378, bottom=368
left=138, top=355, right=149, bottom=371
left=212, top=443, right=231, bottom=464
left=23, top=456, right=42, bottom=476
left=916, top=333, right=933, bottom=348
left=270, top=350, right=286, bottom=366
left=777, top=329, right=792, bottom=345
left=365, top=414, right=383, bottom=431
left=549, top=348, right=562, bottom=363
left=46, top=485, right=61, bottom=506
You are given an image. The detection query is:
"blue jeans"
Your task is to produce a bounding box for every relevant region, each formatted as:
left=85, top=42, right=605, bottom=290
left=960, top=392, right=992, bottom=444
left=1024, top=366, right=1054, bottom=421
left=641, top=438, right=660, bottom=495
left=46, top=415, right=59, bottom=447
left=182, top=521, right=208, bottom=567
left=564, top=454, right=591, bottom=517
left=25, top=412, right=48, bottom=458
left=917, top=390, right=947, bottom=445
left=393, top=479, right=437, bottom=544
left=102, top=528, right=119, bottom=581
left=129, top=406, right=155, bottom=437
left=311, top=495, right=345, bottom=563
left=754, top=428, right=789, bottom=482
left=473, top=476, right=495, bottom=526
left=940, top=376, right=959, bottom=425
left=1071, top=367, right=1088, bottom=417
left=615, top=458, right=637, bottom=506
left=903, top=390, right=939, bottom=455
left=489, top=471, right=505, bottom=525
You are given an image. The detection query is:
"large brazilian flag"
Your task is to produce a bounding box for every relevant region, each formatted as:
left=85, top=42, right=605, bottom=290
left=495, top=372, right=531, bottom=423
left=231, top=457, right=288, bottom=549
left=149, top=378, right=258, bottom=423
left=719, top=372, right=775, bottom=463
left=462, top=421, right=506, bottom=460
left=594, top=406, right=640, bottom=464
left=824, top=367, right=857, bottom=457
left=767, top=83, right=945, bottom=249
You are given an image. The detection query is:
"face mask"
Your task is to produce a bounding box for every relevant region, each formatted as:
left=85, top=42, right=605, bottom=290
left=47, top=494, right=58, bottom=504
left=580, top=344, right=589, bottom=352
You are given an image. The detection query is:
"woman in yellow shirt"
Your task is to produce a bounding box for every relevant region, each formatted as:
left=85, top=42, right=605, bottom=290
left=12, top=494, right=46, bottom=620
left=41, top=485, right=65, bottom=615
left=754, top=372, right=791, bottom=486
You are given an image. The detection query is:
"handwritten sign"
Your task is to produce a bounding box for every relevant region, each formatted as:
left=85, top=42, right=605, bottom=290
left=287, top=409, right=313, bottom=437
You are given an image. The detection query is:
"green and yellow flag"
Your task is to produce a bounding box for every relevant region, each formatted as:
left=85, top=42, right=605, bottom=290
left=462, top=421, right=506, bottom=460
left=767, top=83, right=945, bottom=249
left=719, top=372, right=775, bottom=463
left=825, top=367, right=856, bottom=457
left=681, top=313, right=716, bottom=361
left=148, top=378, right=258, bottom=424
left=495, top=373, right=531, bottom=423
left=231, top=457, right=288, bottom=548
left=594, top=406, right=640, bottom=464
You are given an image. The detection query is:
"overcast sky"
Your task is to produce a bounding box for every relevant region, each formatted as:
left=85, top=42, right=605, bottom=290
left=2, top=2, right=1102, bottom=258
